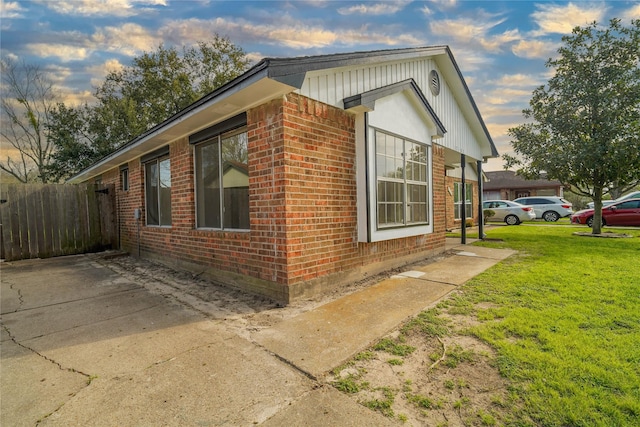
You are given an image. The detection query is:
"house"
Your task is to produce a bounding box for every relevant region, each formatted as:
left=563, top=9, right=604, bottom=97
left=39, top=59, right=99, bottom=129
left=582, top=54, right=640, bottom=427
left=483, top=170, right=564, bottom=201
left=69, top=46, right=498, bottom=304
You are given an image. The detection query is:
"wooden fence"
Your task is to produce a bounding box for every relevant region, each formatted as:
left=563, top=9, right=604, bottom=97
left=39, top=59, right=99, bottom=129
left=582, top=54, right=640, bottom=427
left=0, top=183, right=118, bottom=261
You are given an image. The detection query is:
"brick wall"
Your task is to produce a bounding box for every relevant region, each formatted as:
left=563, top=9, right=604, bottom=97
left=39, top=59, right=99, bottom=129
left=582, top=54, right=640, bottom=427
left=104, top=93, right=448, bottom=303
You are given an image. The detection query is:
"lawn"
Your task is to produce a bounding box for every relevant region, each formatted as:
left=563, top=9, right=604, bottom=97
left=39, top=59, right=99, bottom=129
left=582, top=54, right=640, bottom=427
left=333, top=224, right=639, bottom=426
left=464, top=225, right=640, bottom=426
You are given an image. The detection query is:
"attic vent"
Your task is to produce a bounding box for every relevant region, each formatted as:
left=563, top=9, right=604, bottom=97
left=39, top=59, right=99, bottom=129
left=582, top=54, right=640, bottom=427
left=429, top=70, right=440, bottom=96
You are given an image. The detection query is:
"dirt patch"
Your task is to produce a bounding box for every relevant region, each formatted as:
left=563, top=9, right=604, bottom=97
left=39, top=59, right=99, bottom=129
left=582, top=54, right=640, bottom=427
left=329, top=306, right=515, bottom=426
left=572, top=231, right=633, bottom=238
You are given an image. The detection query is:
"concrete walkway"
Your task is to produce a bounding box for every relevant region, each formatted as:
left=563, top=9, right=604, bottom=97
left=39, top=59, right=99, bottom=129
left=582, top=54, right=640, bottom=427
left=1, top=241, right=515, bottom=426
left=255, top=242, right=515, bottom=379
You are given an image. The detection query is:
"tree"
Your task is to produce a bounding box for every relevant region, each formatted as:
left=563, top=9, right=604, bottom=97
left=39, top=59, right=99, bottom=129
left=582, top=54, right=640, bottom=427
left=48, top=36, right=249, bottom=180
left=504, top=19, right=640, bottom=234
left=1, top=58, right=58, bottom=183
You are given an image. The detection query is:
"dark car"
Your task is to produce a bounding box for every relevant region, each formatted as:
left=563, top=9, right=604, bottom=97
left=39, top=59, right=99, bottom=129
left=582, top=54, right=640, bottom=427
left=570, top=198, right=640, bottom=227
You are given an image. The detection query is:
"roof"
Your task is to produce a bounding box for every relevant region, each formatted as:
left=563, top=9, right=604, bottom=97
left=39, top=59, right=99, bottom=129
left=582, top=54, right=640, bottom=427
left=69, top=46, right=497, bottom=183
left=483, top=170, right=563, bottom=190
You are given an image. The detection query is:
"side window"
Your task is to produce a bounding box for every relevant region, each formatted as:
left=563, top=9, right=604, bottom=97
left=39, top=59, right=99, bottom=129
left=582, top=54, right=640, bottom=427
left=453, top=181, right=473, bottom=220
left=195, top=127, right=249, bottom=230
left=144, top=156, right=171, bottom=226
left=120, top=167, right=129, bottom=191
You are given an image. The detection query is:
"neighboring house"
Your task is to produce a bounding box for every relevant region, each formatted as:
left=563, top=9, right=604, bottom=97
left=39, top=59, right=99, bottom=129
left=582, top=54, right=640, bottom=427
left=483, top=170, right=564, bottom=201
left=70, top=46, right=498, bottom=304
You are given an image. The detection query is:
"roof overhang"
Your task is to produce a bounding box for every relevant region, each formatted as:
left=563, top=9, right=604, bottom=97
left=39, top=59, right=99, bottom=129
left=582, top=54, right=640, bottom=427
left=69, top=62, right=297, bottom=183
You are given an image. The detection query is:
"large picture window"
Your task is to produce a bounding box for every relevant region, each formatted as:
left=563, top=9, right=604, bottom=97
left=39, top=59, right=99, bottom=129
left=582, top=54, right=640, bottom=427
left=145, top=157, right=171, bottom=226
left=375, top=130, right=429, bottom=229
left=454, top=181, right=473, bottom=220
left=195, top=127, right=249, bottom=230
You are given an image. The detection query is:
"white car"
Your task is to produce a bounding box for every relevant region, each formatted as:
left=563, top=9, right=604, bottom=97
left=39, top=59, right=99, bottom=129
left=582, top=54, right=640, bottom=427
left=513, top=196, right=573, bottom=222
left=483, top=200, right=536, bottom=225
left=587, top=191, right=640, bottom=209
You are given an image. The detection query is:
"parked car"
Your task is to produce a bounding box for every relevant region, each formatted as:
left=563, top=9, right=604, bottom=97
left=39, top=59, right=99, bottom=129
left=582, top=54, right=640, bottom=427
left=571, top=198, right=640, bottom=227
left=483, top=200, right=536, bottom=225
left=587, top=191, right=640, bottom=209
left=513, top=196, right=573, bottom=222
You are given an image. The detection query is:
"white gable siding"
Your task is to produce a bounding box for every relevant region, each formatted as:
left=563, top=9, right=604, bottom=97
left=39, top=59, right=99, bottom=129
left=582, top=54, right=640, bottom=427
left=298, top=58, right=484, bottom=161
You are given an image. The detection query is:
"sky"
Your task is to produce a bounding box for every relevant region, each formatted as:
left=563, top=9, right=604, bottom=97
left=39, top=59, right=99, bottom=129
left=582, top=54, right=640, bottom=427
left=1, top=0, right=639, bottom=171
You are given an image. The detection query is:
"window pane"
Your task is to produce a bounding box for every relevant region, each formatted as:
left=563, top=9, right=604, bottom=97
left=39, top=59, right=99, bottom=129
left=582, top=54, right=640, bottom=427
left=375, top=130, right=429, bottom=228
left=145, top=162, right=159, bottom=225
left=222, top=130, right=249, bottom=229
left=159, top=158, right=171, bottom=226
left=196, top=141, right=221, bottom=228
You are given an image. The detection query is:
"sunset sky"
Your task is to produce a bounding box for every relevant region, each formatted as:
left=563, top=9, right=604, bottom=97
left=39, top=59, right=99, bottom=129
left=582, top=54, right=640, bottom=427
left=1, top=0, right=639, bottom=170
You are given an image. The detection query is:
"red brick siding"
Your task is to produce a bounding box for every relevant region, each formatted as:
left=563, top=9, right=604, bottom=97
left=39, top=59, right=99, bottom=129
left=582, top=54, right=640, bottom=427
left=102, top=93, right=447, bottom=302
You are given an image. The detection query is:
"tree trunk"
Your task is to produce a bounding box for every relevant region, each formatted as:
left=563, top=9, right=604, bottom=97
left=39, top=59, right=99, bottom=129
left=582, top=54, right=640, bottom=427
left=592, top=188, right=603, bottom=235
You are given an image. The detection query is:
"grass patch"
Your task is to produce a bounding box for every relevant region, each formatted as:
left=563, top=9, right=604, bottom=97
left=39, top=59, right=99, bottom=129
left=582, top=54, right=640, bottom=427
left=464, top=225, right=640, bottom=426
left=333, top=374, right=369, bottom=394
left=362, top=386, right=396, bottom=417
left=402, top=308, right=449, bottom=337
left=373, top=338, right=416, bottom=357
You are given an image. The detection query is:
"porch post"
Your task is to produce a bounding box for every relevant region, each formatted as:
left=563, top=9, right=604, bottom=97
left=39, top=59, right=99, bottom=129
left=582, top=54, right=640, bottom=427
left=477, top=159, right=484, bottom=240
left=461, top=154, right=466, bottom=244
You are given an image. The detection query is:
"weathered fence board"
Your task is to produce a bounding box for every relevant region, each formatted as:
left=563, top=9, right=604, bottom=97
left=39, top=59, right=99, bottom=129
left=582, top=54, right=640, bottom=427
left=0, top=183, right=117, bottom=261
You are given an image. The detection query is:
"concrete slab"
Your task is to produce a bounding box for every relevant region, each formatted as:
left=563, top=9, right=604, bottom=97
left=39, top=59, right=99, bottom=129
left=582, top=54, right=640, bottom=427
left=1, top=340, right=88, bottom=427
left=39, top=334, right=313, bottom=426
left=449, top=244, right=517, bottom=260
left=255, top=277, right=455, bottom=379
left=261, top=385, right=398, bottom=426
left=412, top=255, right=502, bottom=286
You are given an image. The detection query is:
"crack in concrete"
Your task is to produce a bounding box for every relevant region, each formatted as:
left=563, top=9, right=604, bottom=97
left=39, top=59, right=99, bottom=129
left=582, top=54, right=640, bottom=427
left=1, top=323, right=96, bottom=425
left=1, top=323, right=92, bottom=379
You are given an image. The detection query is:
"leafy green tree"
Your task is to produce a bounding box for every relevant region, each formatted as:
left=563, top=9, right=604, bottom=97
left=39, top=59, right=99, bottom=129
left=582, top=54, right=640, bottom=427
left=48, top=35, right=249, bottom=180
left=1, top=58, right=57, bottom=183
left=505, top=19, right=640, bottom=234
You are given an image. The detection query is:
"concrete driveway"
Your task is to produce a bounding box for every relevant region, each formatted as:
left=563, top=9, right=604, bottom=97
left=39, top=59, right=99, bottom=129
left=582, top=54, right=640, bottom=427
left=1, top=243, right=514, bottom=426
left=1, top=254, right=398, bottom=426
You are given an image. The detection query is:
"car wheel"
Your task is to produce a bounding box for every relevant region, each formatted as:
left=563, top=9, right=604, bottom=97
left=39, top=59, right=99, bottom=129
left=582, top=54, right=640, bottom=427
left=543, top=211, right=559, bottom=222
left=505, top=215, right=520, bottom=225
left=586, top=217, right=606, bottom=227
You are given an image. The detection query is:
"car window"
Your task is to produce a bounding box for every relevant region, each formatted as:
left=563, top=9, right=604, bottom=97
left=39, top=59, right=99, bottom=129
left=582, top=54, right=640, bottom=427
left=532, top=198, right=551, bottom=204
left=516, top=198, right=528, bottom=204
left=496, top=202, right=508, bottom=208
left=616, top=201, right=639, bottom=209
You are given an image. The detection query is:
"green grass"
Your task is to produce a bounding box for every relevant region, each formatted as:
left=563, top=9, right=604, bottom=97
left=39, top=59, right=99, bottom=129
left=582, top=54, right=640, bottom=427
left=462, top=225, right=640, bottom=426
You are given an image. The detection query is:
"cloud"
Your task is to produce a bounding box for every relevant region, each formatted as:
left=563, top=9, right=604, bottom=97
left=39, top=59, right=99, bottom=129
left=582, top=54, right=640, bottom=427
left=26, top=43, right=90, bottom=62
left=337, top=0, right=411, bottom=16
left=86, top=58, right=125, bottom=87
left=1, top=1, right=25, bottom=18
left=512, top=39, right=558, bottom=60
left=91, top=23, right=161, bottom=56
left=492, top=73, right=541, bottom=88
left=531, top=2, right=607, bottom=35
left=161, top=17, right=423, bottom=50
left=621, top=4, right=640, bottom=21
left=35, top=0, right=167, bottom=17
left=429, top=16, right=520, bottom=53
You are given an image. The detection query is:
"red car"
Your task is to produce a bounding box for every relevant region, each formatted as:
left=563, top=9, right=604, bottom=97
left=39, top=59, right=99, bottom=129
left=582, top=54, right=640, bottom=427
left=571, top=198, right=640, bottom=227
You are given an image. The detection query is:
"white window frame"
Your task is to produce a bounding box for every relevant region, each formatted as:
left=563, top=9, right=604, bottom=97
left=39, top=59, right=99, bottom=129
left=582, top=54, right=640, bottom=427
left=358, top=119, right=434, bottom=242
left=454, top=182, right=473, bottom=220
